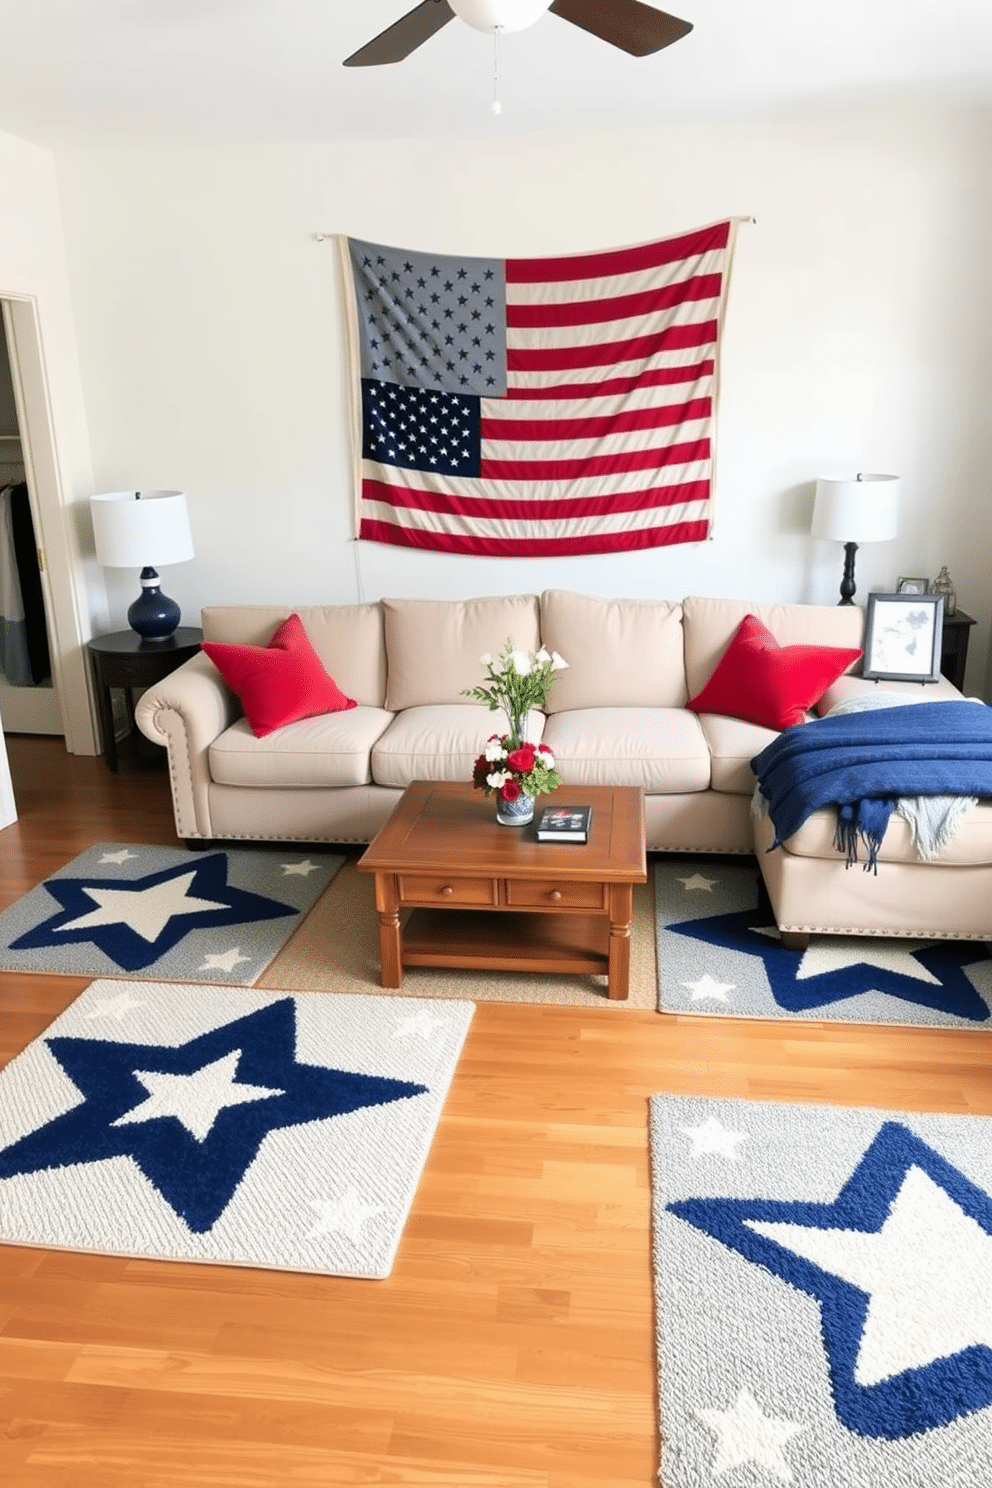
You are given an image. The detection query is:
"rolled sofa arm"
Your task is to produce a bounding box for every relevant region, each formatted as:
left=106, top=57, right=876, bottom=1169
left=134, top=652, right=241, bottom=840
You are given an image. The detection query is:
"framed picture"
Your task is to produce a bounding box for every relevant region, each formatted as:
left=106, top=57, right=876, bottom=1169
left=863, top=593, right=944, bottom=682
left=896, top=575, right=929, bottom=595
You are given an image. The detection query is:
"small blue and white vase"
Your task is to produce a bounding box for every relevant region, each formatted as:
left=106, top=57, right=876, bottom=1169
left=495, top=790, right=535, bottom=827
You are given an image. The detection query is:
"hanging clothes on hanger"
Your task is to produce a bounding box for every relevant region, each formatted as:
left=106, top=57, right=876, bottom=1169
left=0, top=482, right=32, bottom=685
left=8, top=481, right=50, bottom=683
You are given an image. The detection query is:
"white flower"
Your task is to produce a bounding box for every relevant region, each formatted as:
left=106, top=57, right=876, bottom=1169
left=550, top=651, right=568, bottom=670
left=479, top=652, right=494, bottom=667
left=486, top=770, right=510, bottom=789
left=510, top=650, right=532, bottom=676
left=484, top=739, right=507, bottom=762
left=536, top=743, right=555, bottom=764
left=535, top=647, right=551, bottom=665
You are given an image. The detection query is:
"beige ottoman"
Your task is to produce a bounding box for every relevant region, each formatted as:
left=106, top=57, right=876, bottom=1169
left=753, top=803, right=992, bottom=949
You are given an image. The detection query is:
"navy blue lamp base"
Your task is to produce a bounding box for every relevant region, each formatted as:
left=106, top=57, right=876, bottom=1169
left=127, top=566, right=182, bottom=640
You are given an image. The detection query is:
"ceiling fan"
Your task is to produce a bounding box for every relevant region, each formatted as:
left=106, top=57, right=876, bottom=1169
left=344, top=0, right=693, bottom=68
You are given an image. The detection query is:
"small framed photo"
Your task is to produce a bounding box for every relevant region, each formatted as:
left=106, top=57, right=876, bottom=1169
left=896, top=576, right=929, bottom=595
left=863, top=593, right=944, bottom=682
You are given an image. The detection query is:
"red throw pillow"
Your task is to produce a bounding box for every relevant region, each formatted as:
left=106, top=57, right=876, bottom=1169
left=686, top=614, right=862, bottom=730
left=202, top=613, right=356, bottom=738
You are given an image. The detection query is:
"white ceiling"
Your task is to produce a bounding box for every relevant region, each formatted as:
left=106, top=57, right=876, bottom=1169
left=1, top=0, right=991, bottom=150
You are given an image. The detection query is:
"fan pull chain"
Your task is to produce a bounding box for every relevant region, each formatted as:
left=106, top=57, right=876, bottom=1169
left=492, top=30, right=502, bottom=115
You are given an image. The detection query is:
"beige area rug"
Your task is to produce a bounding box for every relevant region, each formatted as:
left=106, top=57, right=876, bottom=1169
left=259, top=858, right=657, bottom=1008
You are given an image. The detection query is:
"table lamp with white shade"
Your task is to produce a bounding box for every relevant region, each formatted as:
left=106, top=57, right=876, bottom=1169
left=90, top=490, right=194, bottom=640
left=811, top=472, right=900, bottom=605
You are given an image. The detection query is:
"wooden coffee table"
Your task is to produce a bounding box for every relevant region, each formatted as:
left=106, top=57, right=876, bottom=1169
left=357, top=781, right=646, bottom=1000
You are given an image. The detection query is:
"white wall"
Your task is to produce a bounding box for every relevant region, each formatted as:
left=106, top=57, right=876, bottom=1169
left=55, top=100, right=992, bottom=692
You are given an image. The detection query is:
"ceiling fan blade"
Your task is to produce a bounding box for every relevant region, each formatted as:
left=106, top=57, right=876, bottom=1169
left=549, top=0, right=692, bottom=57
left=343, top=1, right=455, bottom=67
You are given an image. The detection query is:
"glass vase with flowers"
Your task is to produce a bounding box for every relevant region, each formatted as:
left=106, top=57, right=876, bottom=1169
left=463, top=639, right=568, bottom=824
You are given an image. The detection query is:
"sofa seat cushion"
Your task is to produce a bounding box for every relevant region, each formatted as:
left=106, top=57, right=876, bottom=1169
left=371, top=704, right=542, bottom=789
left=208, top=707, right=394, bottom=789
left=769, top=800, right=992, bottom=867
left=540, top=708, right=711, bottom=792
left=695, top=712, right=779, bottom=795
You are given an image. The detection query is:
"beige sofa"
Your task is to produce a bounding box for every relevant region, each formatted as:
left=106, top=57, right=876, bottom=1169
left=134, top=589, right=992, bottom=940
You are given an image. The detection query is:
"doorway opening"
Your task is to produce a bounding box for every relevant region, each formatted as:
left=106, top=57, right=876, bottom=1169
left=0, top=292, right=101, bottom=828
left=0, top=304, right=60, bottom=734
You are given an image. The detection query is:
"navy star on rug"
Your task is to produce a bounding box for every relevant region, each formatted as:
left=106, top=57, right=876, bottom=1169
left=0, top=843, right=344, bottom=983
left=667, top=1120, right=992, bottom=1440
left=0, top=997, right=427, bottom=1232
left=8, top=852, right=295, bottom=971
left=670, top=901, right=991, bottom=1019
left=654, top=861, right=992, bottom=1027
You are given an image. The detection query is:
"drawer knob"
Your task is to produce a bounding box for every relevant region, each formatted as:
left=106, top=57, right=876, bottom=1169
left=548, top=889, right=563, bottom=902
left=440, top=885, right=454, bottom=897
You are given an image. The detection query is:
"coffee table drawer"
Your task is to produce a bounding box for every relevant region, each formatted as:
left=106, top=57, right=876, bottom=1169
left=398, top=874, right=498, bottom=908
left=505, top=878, right=606, bottom=910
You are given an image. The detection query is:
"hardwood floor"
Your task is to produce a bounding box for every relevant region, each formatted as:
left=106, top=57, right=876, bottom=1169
left=1, top=735, right=990, bottom=1487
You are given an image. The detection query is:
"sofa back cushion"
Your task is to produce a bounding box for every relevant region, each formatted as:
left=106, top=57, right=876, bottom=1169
left=682, top=596, right=864, bottom=700
left=383, top=594, right=541, bottom=710
left=539, top=590, right=686, bottom=711
left=201, top=604, right=387, bottom=708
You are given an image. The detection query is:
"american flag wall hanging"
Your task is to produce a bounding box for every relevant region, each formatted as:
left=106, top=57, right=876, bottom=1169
left=340, top=220, right=742, bottom=557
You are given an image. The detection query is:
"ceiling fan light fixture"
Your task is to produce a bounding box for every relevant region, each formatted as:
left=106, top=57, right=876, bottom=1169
left=448, top=0, right=553, bottom=34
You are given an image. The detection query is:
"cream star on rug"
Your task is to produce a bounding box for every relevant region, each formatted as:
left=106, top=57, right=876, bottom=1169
left=694, top=1387, right=803, bottom=1482
left=394, top=1010, right=451, bottom=1039
left=681, top=973, right=735, bottom=1002
left=84, top=989, right=148, bottom=1021
left=751, top=1165, right=992, bottom=1385
left=58, top=871, right=226, bottom=942
left=198, top=947, right=253, bottom=973
left=679, top=1115, right=748, bottom=1160
left=678, top=873, right=717, bottom=892
left=112, top=1050, right=284, bottom=1142
left=307, top=1187, right=385, bottom=1244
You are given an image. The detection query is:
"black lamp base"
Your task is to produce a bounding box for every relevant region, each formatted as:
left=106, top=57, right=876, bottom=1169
left=837, top=541, right=859, bottom=606
left=127, top=566, right=181, bottom=640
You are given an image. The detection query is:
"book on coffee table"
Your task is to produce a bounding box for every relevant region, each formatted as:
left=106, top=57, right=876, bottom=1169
left=537, top=804, right=591, bottom=842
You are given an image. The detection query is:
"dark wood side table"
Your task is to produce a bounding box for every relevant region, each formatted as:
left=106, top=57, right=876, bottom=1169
left=939, top=610, right=976, bottom=691
left=87, top=626, right=203, bottom=772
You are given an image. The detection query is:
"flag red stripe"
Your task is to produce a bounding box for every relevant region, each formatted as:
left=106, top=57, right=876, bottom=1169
left=482, top=440, right=709, bottom=481
left=508, top=320, right=718, bottom=373
left=505, top=274, right=723, bottom=329
left=505, top=222, right=731, bottom=284
left=359, top=517, right=710, bottom=557
left=482, top=397, right=711, bottom=442
left=506, top=358, right=714, bottom=400
left=363, top=476, right=709, bottom=520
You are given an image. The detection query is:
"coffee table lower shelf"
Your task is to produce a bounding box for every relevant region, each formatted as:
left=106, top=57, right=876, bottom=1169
left=402, top=907, right=610, bottom=979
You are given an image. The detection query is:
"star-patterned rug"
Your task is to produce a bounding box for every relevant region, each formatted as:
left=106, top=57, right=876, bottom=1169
left=0, top=843, right=344, bottom=984
left=655, top=858, right=992, bottom=1027
left=650, top=1094, right=992, bottom=1487
left=0, top=980, right=472, bottom=1278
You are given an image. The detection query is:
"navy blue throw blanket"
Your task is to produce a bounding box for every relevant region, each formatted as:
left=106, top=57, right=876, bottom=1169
left=751, top=701, right=992, bottom=869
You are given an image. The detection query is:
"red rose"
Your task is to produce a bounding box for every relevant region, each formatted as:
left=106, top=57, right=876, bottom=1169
left=500, top=778, right=521, bottom=802
left=506, top=744, right=536, bottom=774
left=472, top=755, right=489, bottom=789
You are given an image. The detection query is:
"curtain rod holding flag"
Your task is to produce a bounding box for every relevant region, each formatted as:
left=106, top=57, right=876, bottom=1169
left=313, top=216, right=757, bottom=242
